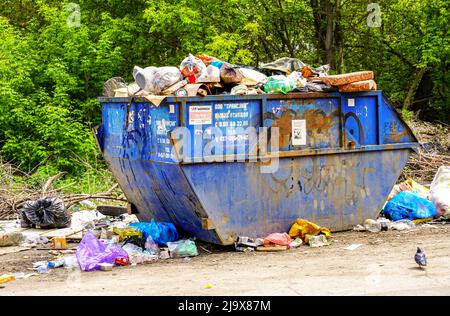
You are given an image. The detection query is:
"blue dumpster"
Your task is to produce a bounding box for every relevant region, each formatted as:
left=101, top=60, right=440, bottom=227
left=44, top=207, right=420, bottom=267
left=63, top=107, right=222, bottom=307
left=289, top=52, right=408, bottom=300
left=97, top=91, right=418, bottom=245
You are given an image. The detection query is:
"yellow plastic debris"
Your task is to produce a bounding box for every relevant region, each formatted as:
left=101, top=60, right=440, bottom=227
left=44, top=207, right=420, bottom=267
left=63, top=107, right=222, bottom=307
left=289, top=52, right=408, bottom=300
left=288, top=219, right=331, bottom=244
left=0, top=275, right=15, bottom=284
left=205, top=283, right=213, bottom=289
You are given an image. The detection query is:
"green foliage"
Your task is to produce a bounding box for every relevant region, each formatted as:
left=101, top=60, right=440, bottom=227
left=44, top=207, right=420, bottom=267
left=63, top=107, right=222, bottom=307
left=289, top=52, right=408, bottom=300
left=0, top=0, right=449, bottom=192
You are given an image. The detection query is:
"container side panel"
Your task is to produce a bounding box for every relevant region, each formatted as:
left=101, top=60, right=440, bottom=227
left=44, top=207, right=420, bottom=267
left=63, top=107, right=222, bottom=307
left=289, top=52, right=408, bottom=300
left=183, top=99, right=261, bottom=161
left=342, top=96, right=378, bottom=145
left=104, top=157, right=221, bottom=244
left=183, top=149, right=410, bottom=244
left=264, top=98, right=340, bottom=151
left=381, top=96, right=416, bottom=144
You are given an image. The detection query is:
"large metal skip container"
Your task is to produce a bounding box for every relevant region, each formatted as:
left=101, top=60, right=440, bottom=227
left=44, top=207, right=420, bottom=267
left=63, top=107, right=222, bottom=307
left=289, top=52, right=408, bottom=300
left=97, top=91, right=419, bottom=245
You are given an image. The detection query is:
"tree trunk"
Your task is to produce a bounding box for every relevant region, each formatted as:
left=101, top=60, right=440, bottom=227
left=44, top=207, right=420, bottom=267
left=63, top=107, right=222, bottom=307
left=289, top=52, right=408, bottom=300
left=403, top=68, right=426, bottom=110
left=310, top=0, right=336, bottom=68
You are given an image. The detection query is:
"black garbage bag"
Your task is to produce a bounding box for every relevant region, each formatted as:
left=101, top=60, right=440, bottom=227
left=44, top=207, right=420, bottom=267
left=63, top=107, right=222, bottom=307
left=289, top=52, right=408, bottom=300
left=21, top=197, right=71, bottom=229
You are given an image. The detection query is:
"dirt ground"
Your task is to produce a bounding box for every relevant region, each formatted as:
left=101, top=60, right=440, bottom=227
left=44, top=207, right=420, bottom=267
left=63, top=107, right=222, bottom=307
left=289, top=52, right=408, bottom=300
left=1, top=224, right=450, bottom=296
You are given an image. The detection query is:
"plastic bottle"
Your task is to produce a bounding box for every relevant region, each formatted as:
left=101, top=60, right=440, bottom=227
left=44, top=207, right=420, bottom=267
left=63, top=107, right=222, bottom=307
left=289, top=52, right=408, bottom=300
left=47, top=258, right=65, bottom=268
left=36, top=265, right=49, bottom=274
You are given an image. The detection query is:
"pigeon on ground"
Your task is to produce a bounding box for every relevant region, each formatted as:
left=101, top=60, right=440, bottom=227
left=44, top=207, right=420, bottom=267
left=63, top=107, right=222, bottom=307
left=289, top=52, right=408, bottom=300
left=415, top=247, right=427, bottom=269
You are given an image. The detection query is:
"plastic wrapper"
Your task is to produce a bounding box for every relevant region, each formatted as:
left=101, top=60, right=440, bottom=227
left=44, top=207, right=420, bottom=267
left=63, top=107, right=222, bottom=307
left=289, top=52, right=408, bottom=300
left=167, top=239, right=198, bottom=258
left=263, top=75, right=296, bottom=94
left=180, top=54, right=207, bottom=83
left=430, top=166, right=450, bottom=215
left=383, top=191, right=437, bottom=221
left=76, top=230, right=129, bottom=271
left=145, top=235, right=160, bottom=255
left=122, top=243, right=158, bottom=264
left=196, top=54, right=218, bottom=66
left=261, top=57, right=306, bottom=74
left=291, top=81, right=337, bottom=92
left=230, top=84, right=248, bottom=95
left=288, top=218, right=331, bottom=243
left=103, top=77, right=127, bottom=98
left=21, top=197, right=70, bottom=229
left=263, top=233, right=292, bottom=247
left=71, top=210, right=105, bottom=230
left=287, top=71, right=307, bottom=87
left=133, top=66, right=182, bottom=94
left=63, top=255, right=80, bottom=269
left=239, top=68, right=267, bottom=85
left=220, top=64, right=243, bottom=84
left=197, top=65, right=221, bottom=83
left=129, top=219, right=178, bottom=246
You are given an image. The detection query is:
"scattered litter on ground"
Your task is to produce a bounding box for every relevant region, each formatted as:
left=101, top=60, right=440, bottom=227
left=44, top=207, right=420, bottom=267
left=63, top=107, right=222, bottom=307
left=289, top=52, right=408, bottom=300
left=0, top=231, right=24, bottom=247
left=308, top=235, right=330, bottom=248
left=204, top=283, right=213, bottom=289
left=167, top=239, right=199, bottom=258
left=345, top=244, right=363, bottom=251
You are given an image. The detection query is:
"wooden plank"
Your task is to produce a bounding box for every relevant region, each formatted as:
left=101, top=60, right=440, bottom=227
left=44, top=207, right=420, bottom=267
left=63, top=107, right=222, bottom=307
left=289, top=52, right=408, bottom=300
left=0, top=246, right=31, bottom=256
left=256, top=245, right=288, bottom=252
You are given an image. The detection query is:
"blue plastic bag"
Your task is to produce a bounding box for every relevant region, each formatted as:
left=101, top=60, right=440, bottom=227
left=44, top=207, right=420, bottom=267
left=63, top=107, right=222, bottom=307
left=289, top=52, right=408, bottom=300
left=76, top=230, right=129, bottom=271
left=129, top=219, right=178, bottom=246
left=383, top=191, right=436, bottom=221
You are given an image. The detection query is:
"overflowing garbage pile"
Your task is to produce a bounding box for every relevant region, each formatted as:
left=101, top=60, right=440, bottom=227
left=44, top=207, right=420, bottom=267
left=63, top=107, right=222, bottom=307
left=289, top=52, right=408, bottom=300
left=104, top=55, right=377, bottom=104
left=0, top=202, right=199, bottom=285
left=354, top=166, right=450, bottom=233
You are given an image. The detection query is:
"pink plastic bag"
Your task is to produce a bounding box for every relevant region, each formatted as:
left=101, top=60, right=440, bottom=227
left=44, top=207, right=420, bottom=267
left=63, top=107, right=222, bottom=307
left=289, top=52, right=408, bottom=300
left=263, top=233, right=293, bottom=247
left=76, top=230, right=129, bottom=271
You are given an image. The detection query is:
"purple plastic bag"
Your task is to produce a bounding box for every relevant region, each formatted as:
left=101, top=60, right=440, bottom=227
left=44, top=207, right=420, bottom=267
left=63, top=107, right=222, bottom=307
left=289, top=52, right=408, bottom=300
left=76, top=230, right=128, bottom=271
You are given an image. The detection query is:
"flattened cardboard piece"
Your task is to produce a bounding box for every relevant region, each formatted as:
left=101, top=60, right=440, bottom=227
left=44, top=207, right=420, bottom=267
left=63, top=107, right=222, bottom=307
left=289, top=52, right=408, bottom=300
left=134, top=90, right=167, bottom=106
left=161, top=80, right=188, bottom=95
left=184, top=84, right=210, bottom=97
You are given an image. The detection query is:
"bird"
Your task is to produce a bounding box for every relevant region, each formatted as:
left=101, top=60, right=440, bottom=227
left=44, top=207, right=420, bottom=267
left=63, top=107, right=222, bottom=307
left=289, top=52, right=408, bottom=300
left=415, top=247, right=427, bottom=269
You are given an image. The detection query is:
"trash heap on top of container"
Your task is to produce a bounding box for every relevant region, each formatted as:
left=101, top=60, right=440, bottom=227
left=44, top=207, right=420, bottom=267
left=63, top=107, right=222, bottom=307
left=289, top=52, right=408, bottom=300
left=104, top=54, right=378, bottom=103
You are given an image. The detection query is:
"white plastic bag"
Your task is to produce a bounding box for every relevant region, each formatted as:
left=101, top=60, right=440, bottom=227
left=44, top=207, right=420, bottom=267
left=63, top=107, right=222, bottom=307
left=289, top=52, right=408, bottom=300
left=239, top=68, right=267, bottom=85
left=133, top=66, right=182, bottom=94
left=430, top=166, right=450, bottom=215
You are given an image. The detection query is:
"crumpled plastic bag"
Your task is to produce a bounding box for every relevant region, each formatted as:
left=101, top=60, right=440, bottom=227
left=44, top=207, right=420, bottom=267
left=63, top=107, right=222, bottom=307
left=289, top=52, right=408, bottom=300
left=263, top=233, right=292, bottom=247
left=122, top=243, right=158, bottom=264
left=133, top=65, right=182, bottom=94
left=71, top=210, right=105, bottom=230
left=129, top=219, right=178, bottom=246
left=287, top=71, right=307, bottom=87
left=239, top=68, right=267, bottom=86
left=76, top=230, right=129, bottom=271
left=180, top=53, right=207, bottom=83
left=167, top=239, right=198, bottom=258
left=220, top=63, right=243, bottom=84
left=21, top=197, right=70, bottom=229
left=288, top=219, right=331, bottom=244
left=429, top=166, right=450, bottom=216
left=383, top=191, right=437, bottom=221
left=263, top=75, right=296, bottom=94
left=197, top=65, right=221, bottom=83
left=261, top=57, right=306, bottom=75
